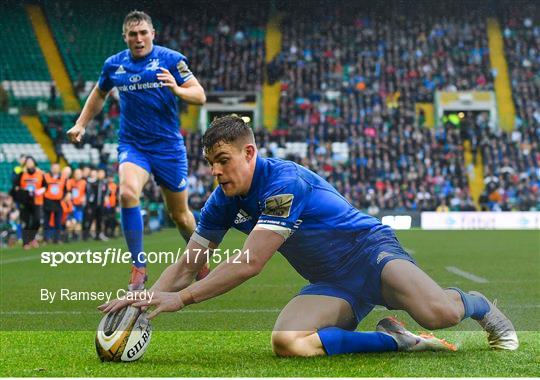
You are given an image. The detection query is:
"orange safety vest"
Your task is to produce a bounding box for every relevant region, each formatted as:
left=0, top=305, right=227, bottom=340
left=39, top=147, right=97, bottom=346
left=61, top=198, right=74, bottom=225
left=67, top=178, right=86, bottom=206
left=106, top=181, right=118, bottom=208
left=44, top=173, right=66, bottom=201
left=20, top=170, right=45, bottom=206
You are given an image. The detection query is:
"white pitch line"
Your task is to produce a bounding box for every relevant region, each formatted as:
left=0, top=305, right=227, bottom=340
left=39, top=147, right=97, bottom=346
left=446, top=266, right=488, bottom=283
left=0, top=309, right=282, bottom=316
left=1, top=255, right=41, bottom=264
left=0, top=311, right=86, bottom=315
left=403, top=247, right=415, bottom=255
left=1, top=306, right=389, bottom=316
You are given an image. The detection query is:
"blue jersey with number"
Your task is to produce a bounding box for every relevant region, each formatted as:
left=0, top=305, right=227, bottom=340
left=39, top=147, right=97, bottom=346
left=98, top=45, right=194, bottom=152
left=195, top=156, right=385, bottom=283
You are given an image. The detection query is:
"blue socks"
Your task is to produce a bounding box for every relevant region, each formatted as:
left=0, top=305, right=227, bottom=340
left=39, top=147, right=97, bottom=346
left=317, top=288, right=490, bottom=356
left=449, top=287, right=490, bottom=320
left=121, top=206, right=144, bottom=268
left=318, top=327, right=398, bottom=355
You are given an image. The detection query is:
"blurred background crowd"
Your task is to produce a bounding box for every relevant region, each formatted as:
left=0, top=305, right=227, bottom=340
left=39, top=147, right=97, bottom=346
left=1, top=0, right=538, bottom=247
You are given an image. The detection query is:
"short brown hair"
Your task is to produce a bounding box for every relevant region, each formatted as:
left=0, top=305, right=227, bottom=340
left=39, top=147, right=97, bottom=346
left=123, top=10, right=153, bottom=34
left=202, top=114, right=255, bottom=153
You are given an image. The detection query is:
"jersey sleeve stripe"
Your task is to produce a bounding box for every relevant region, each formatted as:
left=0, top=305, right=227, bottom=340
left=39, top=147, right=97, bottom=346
left=256, top=222, right=292, bottom=239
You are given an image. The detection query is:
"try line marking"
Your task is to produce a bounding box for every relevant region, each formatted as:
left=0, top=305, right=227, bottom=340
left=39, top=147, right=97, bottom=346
left=0, top=307, right=389, bottom=316
left=1, top=255, right=41, bottom=264
left=446, top=266, right=488, bottom=283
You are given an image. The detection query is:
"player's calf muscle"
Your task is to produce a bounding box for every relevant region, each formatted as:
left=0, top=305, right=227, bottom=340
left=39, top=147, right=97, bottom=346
left=169, top=209, right=194, bottom=229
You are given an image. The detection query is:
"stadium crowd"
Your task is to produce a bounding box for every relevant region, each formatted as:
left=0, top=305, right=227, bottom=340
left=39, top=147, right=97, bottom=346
left=478, top=123, right=539, bottom=211
left=478, top=3, right=540, bottom=211
left=2, top=1, right=539, bottom=247
left=276, top=3, right=493, bottom=129
left=268, top=3, right=493, bottom=213
left=156, top=2, right=266, bottom=92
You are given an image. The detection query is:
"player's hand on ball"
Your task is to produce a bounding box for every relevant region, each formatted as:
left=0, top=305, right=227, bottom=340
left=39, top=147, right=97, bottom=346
left=98, top=290, right=146, bottom=313
left=133, top=291, right=184, bottom=320
left=98, top=298, right=132, bottom=314
left=66, top=124, right=85, bottom=143
left=157, top=68, right=178, bottom=92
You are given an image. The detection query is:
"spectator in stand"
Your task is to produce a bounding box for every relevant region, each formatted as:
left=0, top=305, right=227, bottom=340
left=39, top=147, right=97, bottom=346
left=436, top=199, right=450, bottom=212
left=66, top=168, right=86, bottom=240
left=0, top=193, right=19, bottom=247
left=11, top=157, right=45, bottom=249
left=60, top=192, right=74, bottom=242
left=11, top=154, right=26, bottom=183
left=43, top=163, right=67, bottom=244
left=61, top=165, right=72, bottom=181
left=83, top=168, right=108, bottom=241
left=104, top=173, right=118, bottom=238
left=49, top=81, right=57, bottom=110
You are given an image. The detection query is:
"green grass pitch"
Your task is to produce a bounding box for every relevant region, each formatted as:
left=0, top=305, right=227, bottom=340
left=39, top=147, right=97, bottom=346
left=1, top=229, right=539, bottom=376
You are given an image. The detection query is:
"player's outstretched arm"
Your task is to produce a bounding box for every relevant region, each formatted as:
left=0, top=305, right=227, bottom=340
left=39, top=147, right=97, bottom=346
left=149, top=238, right=217, bottom=293
left=178, top=226, right=285, bottom=303
left=106, top=227, right=283, bottom=319
left=98, top=237, right=214, bottom=313
left=132, top=227, right=284, bottom=319
left=67, top=85, right=108, bottom=143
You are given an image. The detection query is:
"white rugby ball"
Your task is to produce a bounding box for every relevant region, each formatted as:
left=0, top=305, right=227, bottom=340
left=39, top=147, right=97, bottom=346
left=95, top=305, right=152, bottom=362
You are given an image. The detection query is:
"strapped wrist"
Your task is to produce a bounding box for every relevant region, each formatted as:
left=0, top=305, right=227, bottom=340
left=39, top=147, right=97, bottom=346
left=178, top=289, right=195, bottom=306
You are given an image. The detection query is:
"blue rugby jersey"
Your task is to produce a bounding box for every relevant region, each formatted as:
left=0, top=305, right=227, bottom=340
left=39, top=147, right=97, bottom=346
left=195, top=156, right=385, bottom=283
left=98, top=45, right=194, bottom=152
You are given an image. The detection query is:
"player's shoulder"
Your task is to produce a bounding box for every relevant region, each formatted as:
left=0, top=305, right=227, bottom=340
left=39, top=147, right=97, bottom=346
left=103, top=49, right=130, bottom=66
left=264, top=157, right=298, bottom=177
left=154, top=45, right=187, bottom=61
left=261, top=157, right=311, bottom=192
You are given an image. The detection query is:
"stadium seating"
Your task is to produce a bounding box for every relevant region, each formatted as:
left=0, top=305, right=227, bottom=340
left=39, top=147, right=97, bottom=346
left=43, top=0, right=129, bottom=99
left=0, top=1, right=52, bottom=107
left=0, top=2, right=51, bottom=81
left=157, top=2, right=266, bottom=92
left=39, top=112, right=77, bottom=140
left=471, top=5, right=540, bottom=211
left=0, top=113, right=39, bottom=144
left=60, top=143, right=100, bottom=165
left=502, top=6, right=539, bottom=130
left=277, top=3, right=493, bottom=129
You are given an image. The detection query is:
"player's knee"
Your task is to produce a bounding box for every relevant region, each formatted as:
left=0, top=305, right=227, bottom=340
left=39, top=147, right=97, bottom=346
left=271, top=331, right=314, bottom=357
left=119, top=184, right=140, bottom=206
left=271, top=331, right=299, bottom=357
left=169, top=209, right=192, bottom=229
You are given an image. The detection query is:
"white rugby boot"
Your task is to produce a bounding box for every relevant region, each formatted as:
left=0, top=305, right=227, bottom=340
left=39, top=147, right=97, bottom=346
left=469, top=291, right=519, bottom=350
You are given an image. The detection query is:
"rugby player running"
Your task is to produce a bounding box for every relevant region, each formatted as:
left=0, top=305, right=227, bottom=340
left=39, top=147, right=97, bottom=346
left=68, top=11, right=208, bottom=290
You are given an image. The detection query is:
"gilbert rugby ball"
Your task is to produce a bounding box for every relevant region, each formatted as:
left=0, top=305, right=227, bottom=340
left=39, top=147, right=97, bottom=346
left=95, top=305, right=152, bottom=362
